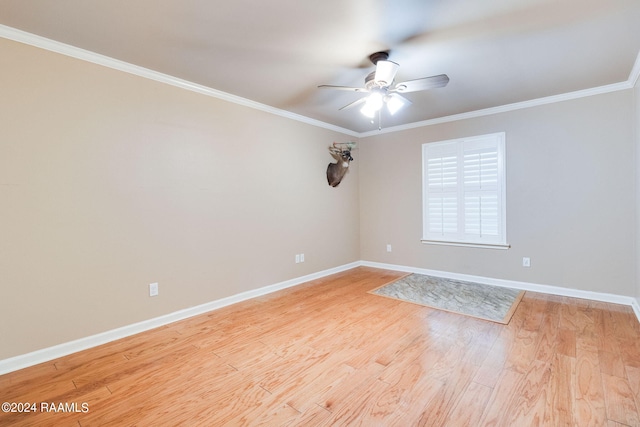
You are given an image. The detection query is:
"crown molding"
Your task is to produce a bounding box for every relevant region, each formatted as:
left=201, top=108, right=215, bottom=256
left=629, top=48, right=640, bottom=88
left=359, top=79, right=635, bottom=138
left=0, top=25, right=359, bottom=138
left=1, top=24, right=638, bottom=139
left=360, top=48, right=640, bottom=138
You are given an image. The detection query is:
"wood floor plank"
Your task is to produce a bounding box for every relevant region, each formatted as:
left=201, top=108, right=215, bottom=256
left=557, top=328, right=577, bottom=358
left=282, top=404, right=332, bottom=426
left=377, top=332, right=447, bottom=386
left=473, top=343, right=508, bottom=389
left=372, top=326, right=423, bottom=367
left=625, top=365, right=640, bottom=413
left=619, top=335, right=640, bottom=369
left=320, top=376, right=391, bottom=426
left=416, top=355, right=480, bottom=426
left=602, top=372, right=640, bottom=426
left=507, top=328, right=542, bottom=374
left=599, top=349, right=627, bottom=378
left=282, top=356, right=356, bottom=413
left=474, top=316, right=526, bottom=386
left=445, top=381, right=493, bottom=427
left=315, top=359, right=386, bottom=414
left=478, top=367, right=526, bottom=426
left=575, top=347, right=606, bottom=427
left=544, top=353, right=575, bottom=426
left=521, top=294, right=546, bottom=332
left=559, top=299, right=581, bottom=331
left=380, top=378, right=448, bottom=426
left=610, top=305, right=640, bottom=340
left=602, top=309, right=623, bottom=356
left=535, top=309, right=560, bottom=363
left=2, top=267, right=640, bottom=426
left=0, top=361, right=57, bottom=390
left=373, top=356, right=447, bottom=424
left=506, top=359, right=552, bottom=427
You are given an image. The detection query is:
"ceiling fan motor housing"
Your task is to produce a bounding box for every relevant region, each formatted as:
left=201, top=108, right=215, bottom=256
left=369, top=51, right=390, bottom=65
left=364, top=71, right=380, bottom=90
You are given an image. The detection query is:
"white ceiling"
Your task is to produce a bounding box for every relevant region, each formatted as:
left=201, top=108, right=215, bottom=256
left=2, top=0, right=640, bottom=133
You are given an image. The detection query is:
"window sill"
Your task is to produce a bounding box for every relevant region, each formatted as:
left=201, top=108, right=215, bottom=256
left=421, top=240, right=511, bottom=250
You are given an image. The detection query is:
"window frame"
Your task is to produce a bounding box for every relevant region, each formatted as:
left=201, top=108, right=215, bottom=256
left=421, top=132, right=509, bottom=249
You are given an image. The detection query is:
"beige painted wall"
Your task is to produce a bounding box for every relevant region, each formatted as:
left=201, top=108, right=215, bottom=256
left=1, top=34, right=637, bottom=362
left=360, top=91, right=635, bottom=296
left=0, top=39, right=360, bottom=359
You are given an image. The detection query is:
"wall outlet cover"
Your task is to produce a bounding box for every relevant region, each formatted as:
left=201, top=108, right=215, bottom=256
left=149, top=282, right=159, bottom=296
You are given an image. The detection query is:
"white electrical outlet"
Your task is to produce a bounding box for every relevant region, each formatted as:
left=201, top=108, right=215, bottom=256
left=149, top=282, right=159, bottom=296
left=300, top=253, right=305, bottom=262
left=386, top=244, right=392, bottom=252
left=295, top=254, right=300, bottom=263
left=522, top=257, right=531, bottom=267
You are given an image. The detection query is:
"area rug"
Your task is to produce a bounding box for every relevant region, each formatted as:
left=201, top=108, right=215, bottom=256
left=369, top=273, right=524, bottom=324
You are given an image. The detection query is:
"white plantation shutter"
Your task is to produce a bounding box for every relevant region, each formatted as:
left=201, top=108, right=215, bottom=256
left=422, top=133, right=506, bottom=247
left=425, top=144, right=458, bottom=235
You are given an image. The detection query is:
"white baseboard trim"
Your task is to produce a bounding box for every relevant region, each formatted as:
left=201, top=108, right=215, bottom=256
left=361, top=260, right=640, bottom=317
left=632, top=298, right=640, bottom=322
left=0, top=261, right=360, bottom=375
left=2, top=260, right=638, bottom=375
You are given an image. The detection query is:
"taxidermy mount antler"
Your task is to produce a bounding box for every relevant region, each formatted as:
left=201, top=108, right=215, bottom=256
left=327, top=142, right=355, bottom=187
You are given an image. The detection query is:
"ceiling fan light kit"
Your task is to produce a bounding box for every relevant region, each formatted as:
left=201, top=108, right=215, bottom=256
left=385, top=94, right=407, bottom=115
left=360, top=90, right=384, bottom=118
left=359, top=91, right=407, bottom=118
left=318, top=51, right=449, bottom=129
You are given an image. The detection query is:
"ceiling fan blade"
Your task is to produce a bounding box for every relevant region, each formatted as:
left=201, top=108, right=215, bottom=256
left=318, top=84, right=368, bottom=92
left=393, top=74, right=449, bottom=93
left=374, top=60, right=399, bottom=86
left=339, top=97, right=368, bottom=111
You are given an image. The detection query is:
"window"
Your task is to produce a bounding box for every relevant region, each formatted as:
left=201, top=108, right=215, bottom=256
left=422, top=132, right=508, bottom=248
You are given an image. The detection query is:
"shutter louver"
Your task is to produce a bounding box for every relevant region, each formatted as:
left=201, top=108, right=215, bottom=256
left=424, top=147, right=458, bottom=237
left=463, top=144, right=500, bottom=239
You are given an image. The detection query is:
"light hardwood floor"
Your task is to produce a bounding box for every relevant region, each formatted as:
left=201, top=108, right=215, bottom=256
left=2, top=267, right=640, bottom=426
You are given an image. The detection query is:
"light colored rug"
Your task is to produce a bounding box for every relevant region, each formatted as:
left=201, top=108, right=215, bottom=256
left=370, top=273, right=524, bottom=324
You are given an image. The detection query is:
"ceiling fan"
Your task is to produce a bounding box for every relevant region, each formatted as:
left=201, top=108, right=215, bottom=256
left=318, top=52, right=449, bottom=120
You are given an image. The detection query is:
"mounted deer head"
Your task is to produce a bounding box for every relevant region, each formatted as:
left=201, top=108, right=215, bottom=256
left=327, top=142, right=355, bottom=187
